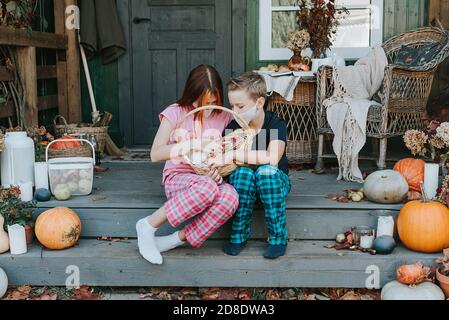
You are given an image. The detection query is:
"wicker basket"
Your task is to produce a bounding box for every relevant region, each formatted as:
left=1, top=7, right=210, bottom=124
left=47, top=142, right=93, bottom=159
left=268, top=79, right=318, bottom=164
left=176, top=105, right=255, bottom=177
left=53, top=115, right=108, bottom=156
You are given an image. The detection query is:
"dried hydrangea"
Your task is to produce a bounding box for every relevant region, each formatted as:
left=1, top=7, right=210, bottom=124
left=286, top=30, right=311, bottom=52
left=430, top=137, right=446, bottom=150
left=436, top=122, right=449, bottom=147
left=404, top=130, right=428, bottom=156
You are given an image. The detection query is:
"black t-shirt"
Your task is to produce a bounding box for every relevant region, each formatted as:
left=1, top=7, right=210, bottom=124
left=224, top=110, right=289, bottom=175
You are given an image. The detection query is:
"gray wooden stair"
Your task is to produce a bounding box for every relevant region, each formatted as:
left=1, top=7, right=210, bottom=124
left=0, top=240, right=439, bottom=288
left=0, top=163, right=430, bottom=288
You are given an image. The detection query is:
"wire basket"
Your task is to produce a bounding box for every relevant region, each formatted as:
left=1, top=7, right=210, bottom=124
left=176, top=105, right=255, bottom=177
left=53, top=115, right=108, bottom=156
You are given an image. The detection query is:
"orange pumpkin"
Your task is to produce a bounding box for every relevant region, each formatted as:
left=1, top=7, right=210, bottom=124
left=50, top=136, right=81, bottom=150
left=394, top=158, right=425, bottom=193
left=35, top=207, right=82, bottom=250
left=398, top=199, right=449, bottom=253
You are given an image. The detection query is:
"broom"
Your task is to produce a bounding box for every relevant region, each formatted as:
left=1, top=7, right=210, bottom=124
left=78, top=33, right=126, bottom=157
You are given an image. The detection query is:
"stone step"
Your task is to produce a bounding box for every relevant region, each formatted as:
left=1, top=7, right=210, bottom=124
left=35, top=208, right=399, bottom=240
left=0, top=239, right=438, bottom=288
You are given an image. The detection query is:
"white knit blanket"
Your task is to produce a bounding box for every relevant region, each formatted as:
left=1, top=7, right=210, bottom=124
left=324, top=46, right=388, bottom=183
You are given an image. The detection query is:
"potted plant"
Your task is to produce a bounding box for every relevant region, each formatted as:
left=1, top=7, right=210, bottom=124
left=286, top=30, right=311, bottom=71
left=0, top=186, right=37, bottom=244
left=436, top=248, right=449, bottom=298
left=295, top=0, right=348, bottom=70
left=27, top=126, right=54, bottom=190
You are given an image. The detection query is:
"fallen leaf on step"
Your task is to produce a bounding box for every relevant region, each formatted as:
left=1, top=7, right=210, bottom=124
left=94, top=166, right=110, bottom=173
left=238, top=290, right=252, bottom=300
left=324, top=243, right=337, bottom=249
left=180, top=288, right=198, bottom=296
left=73, top=286, right=101, bottom=300
left=5, top=285, right=32, bottom=300
left=218, top=289, right=238, bottom=300
left=340, top=291, right=361, bottom=300
left=92, top=196, right=107, bottom=202
left=265, top=289, right=281, bottom=300
left=201, top=288, right=220, bottom=300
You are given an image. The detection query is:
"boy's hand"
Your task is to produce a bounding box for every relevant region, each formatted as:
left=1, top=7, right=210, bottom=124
left=207, top=167, right=223, bottom=185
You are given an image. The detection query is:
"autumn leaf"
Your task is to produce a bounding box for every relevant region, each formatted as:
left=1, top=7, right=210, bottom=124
left=340, top=291, right=361, bottom=300
left=6, top=285, right=32, bottom=300
left=73, top=286, right=101, bottom=300
left=238, top=290, right=252, bottom=300
left=201, top=288, right=220, bottom=300
left=265, top=289, right=281, bottom=300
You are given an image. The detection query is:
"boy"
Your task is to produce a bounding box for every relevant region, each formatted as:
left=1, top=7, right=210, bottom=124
left=209, top=72, right=291, bottom=259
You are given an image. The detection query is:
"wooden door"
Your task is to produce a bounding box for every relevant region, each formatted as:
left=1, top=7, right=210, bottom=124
left=130, top=0, right=233, bottom=146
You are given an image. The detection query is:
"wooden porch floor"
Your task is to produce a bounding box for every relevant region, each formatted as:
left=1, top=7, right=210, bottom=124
left=0, top=163, right=440, bottom=288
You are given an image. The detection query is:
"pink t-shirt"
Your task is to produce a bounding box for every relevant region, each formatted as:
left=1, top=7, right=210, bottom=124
left=159, top=103, right=234, bottom=182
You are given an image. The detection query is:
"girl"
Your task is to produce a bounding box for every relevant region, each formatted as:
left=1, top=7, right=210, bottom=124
left=136, top=65, right=239, bottom=265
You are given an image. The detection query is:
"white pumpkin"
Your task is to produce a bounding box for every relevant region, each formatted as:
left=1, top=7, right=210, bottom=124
left=0, top=267, right=7, bottom=299
left=78, top=179, right=92, bottom=194
left=364, top=170, right=409, bottom=204
left=381, top=281, right=445, bottom=300
left=53, top=184, right=72, bottom=201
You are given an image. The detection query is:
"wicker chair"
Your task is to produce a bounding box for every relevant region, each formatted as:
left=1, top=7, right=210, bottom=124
left=315, top=27, right=449, bottom=171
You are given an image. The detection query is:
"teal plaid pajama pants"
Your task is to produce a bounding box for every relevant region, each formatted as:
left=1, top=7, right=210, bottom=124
left=229, top=165, right=291, bottom=246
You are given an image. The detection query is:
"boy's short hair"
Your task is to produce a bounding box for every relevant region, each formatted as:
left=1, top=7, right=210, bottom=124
left=227, top=72, right=267, bottom=101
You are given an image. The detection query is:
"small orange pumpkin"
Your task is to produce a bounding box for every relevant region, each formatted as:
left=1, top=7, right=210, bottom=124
left=394, top=158, right=425, bottom=193
left=50, top=136, right=81, bottom=150
left=35, top=207, right=82, bottom=250
left=398, top=197, right=449, bottom=253
left=396, top=262, right=427, bottom=285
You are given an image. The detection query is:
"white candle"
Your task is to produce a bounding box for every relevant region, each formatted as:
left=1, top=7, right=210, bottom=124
left=7, top=224, right=27, bottom=255
left=424, top=163, right=440, bottom=199
left=360, top=235, right=374, bottom=249
left=377, top=216, right=395, bottom=238
left=34, top=162, right=49, bottom=190
left=19, top=181, right=33, bottom=202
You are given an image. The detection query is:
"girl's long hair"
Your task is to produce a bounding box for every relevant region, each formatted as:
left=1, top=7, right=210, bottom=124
left=177, top=65, right=224, bottom=121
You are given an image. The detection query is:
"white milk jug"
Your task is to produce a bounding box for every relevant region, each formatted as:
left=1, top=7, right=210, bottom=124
left=1, top=132, right=35, bottom=187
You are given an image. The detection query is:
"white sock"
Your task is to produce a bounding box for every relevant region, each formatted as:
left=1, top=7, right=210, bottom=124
left=155, top=231, right=186, bottom=253
left=136, top=218, right=163, bottom=265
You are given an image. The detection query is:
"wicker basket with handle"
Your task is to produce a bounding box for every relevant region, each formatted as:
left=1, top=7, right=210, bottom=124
left=175, top=105, right=255, bottom=177
left=53, top=115, right=108, bottom=156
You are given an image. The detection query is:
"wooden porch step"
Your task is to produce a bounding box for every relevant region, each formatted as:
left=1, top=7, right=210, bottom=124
left=0, top=239, right=438, bottom=288
left=35, top=208, right=399, bottom=240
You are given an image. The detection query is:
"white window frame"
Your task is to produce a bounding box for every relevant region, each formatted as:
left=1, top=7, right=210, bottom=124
left=259, top=0, right=384, bottom=61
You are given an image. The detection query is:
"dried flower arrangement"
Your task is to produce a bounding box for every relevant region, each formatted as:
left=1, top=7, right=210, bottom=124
left=27, top=126, right=54, bottom=162
left=404, top=120, right=449, bottom=165
left=296, top=0, right=348, bottom=58
left=286, top=30, right=311, bottom=52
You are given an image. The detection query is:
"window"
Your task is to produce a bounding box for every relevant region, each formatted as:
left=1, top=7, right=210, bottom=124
left=259, top=0, right=384, bottom=61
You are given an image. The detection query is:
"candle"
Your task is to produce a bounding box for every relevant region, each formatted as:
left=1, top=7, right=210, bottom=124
left=424, top=163, right=439, bottom=199
left=7, top=224, right=27, bottom=255
left=377, top=216, right=395, bottom=238
left=360, top=235, right=374, bottom=249
left=19, top=181, right=33, bottom=202
left=34, top=162, right=49, bottom=190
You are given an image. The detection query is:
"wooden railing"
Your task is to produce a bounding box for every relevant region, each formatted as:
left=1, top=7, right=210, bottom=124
left=0, top=0, right=81, bottom=127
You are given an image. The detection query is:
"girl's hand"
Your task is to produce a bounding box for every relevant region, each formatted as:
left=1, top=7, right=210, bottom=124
left=191, top=139, right=223, bottom=154
left=207, top=167, right=223, bottom=185
left=208, top=152, right=235, bottom=168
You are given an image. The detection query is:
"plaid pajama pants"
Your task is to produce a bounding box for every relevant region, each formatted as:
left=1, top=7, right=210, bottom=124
left=229, top=165, right=291, bottom=246
left=163, top=173, right=239, bottom=248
